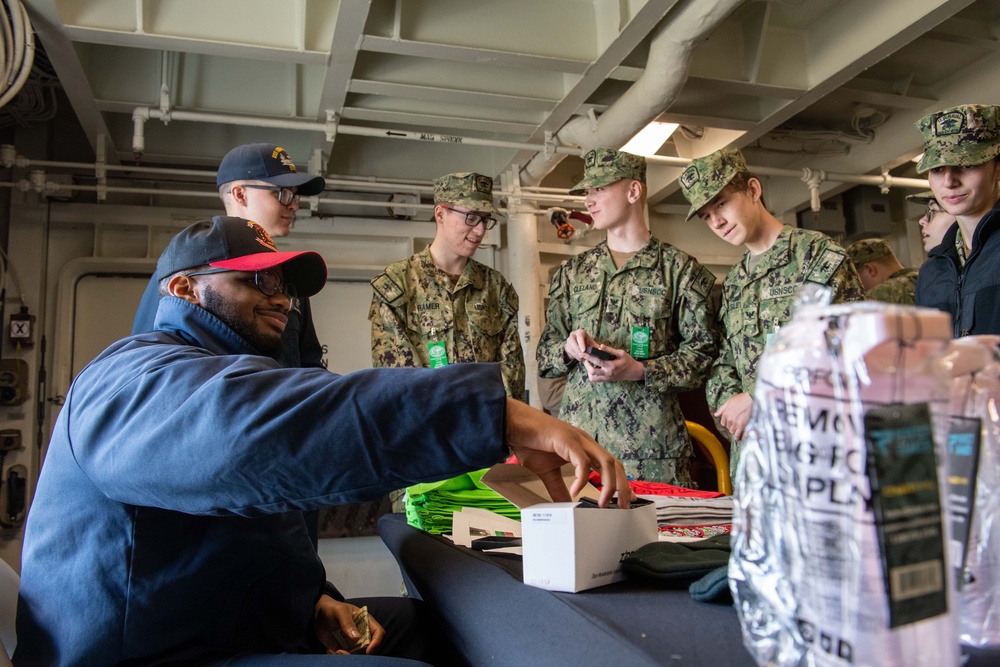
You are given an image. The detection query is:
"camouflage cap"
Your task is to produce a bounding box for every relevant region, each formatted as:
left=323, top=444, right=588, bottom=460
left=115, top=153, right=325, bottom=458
left=434, top=172, right=497, bottom=213
left=679, top=149, right=749, bottom=221
left=568, top=148, right=646, bottom=195
left=846, top=238, right=893, bottom=268
left=905, top=190, right=937, bottom=205
left=915, top=104, right=1000, bottom=174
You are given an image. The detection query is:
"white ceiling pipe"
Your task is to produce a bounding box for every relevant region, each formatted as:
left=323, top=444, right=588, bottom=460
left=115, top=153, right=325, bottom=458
left=130, top=106, right=584, bottom=159
left=332, top=123, right=583, bottom=155
left=2, top=135, right=930, bottom=212
left=519, top=0, right=747, bottom=186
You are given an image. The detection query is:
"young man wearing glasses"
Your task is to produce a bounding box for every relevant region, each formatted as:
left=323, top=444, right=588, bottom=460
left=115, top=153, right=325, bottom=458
left=907, top=190, right=958, bottom=254
left=369, top=172, right=526, bottom=401
left=17, top=215, right=632, bottom=666
left=133, top=142, right=326, bottom=369
left=536, top=148, right=718, bottom=487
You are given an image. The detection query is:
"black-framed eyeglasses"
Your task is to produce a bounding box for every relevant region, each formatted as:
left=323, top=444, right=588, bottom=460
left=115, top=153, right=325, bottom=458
left=441, top=206, right=498, bottom=230
left=234, top=184, right=300, bottom=206
left=185, top=267, right=297, bottom=299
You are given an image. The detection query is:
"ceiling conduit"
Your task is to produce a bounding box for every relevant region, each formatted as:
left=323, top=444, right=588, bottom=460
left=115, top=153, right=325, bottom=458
left=519, top=0, right=747, bottom=187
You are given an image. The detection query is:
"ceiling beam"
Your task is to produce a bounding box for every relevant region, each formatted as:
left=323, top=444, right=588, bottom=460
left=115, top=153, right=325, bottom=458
left=59, top=25, right=329, bottom=65
left=348, top=80, right=556, bottom=112
left=339, top=108, right=538, bottom=136
left=23, top=0, right=121, bottom=163
left=317, top=0, right=373, bottom=120
left=646, top=0, right=979, bottom=205
left=499, top=0, right=686, bottom=177
left=357, top=35, right=591, bottom=74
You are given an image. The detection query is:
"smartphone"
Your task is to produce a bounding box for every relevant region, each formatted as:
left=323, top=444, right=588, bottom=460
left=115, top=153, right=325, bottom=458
left=586, top=346, right=616, bottom=362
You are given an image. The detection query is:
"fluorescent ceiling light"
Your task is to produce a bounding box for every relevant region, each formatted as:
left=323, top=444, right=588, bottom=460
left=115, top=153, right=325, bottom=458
left=620, top=121, right=679, bottom=156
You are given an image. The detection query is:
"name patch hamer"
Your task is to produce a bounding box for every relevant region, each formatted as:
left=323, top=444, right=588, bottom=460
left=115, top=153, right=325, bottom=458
left=416, top=303, right=441, bottom=311
left=761, top=284, right=797, bottom=300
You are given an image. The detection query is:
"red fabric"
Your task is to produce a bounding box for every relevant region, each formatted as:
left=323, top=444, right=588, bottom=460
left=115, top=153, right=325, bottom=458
left=505, top=456, right=721, bottom=499
left=587, top=470, right=723, bottom=498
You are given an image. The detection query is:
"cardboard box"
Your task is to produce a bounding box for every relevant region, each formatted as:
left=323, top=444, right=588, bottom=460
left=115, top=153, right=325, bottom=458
left=481, top=464, right=657, bottom=592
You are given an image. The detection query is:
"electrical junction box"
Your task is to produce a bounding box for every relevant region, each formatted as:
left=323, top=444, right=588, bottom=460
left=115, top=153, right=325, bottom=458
left=0, top=359, right=29, bottom=406
left=9, top=306, right=35, bottom=347
left=797, top=196, right=846, bottom=233
left=844, top=186, right=894, bottom=235
left=0, top=430, right=21, bottom=452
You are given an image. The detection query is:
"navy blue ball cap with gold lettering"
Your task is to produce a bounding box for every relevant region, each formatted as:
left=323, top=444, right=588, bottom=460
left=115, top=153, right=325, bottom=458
left=216, top=143, right=326, bottom=196
left=156, top=216, right=327, bottom=297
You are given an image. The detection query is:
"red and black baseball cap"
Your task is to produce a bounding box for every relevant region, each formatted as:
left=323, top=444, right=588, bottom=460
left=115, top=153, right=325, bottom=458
left=216, top=143, right=326, bottom=196
left=156, top=216, right=327, bottom=297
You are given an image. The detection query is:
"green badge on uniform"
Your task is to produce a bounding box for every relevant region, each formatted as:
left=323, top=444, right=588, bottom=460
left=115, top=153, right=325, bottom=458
left=427, top=341, right=449, bottom=368
left=630, top=326, right=650, bottom=359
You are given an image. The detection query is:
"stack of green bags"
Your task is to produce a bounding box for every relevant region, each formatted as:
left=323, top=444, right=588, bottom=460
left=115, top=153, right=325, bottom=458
left=404, top=468, right=520, bottom=534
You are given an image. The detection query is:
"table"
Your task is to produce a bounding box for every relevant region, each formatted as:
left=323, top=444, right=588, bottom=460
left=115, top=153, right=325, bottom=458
left=379, top=514, right=753, bottom=667
left=378, top=514, right=1000, bottom=667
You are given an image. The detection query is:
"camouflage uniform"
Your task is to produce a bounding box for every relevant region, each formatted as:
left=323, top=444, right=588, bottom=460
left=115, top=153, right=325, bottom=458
left=369, top=247, right=524, bottom=399
left=537, top=239, right=717, bottom=487
left=914, top=104, right=1000, bottom=336
left=369, top=172, right=525, bottom=401
left=866, top=268, right=919, bottom=305
left=846, top=238, right=918, bottom=305
left=538, top=148, right=717, bottom=486
left=708, top=226, right=864, bottom=412
left=680, top=148, right=864, bottom=470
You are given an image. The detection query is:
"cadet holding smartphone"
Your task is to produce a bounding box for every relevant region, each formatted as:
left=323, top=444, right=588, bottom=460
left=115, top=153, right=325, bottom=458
left=537, top=149, right=718, bottom=488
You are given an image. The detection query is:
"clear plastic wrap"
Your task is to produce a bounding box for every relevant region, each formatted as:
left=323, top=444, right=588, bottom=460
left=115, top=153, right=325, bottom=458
left=941, top=336, right=1000, bottom=649
left=730, top=301, right=959, bottom=667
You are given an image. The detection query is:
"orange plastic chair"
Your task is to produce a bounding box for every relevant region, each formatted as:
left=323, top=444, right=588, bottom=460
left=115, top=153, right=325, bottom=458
left=686, top=421, right=732, bottom=495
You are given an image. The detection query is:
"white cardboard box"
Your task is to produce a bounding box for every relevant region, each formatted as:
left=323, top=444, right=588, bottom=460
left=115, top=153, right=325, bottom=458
left=481, top=464, right=657, bottom=593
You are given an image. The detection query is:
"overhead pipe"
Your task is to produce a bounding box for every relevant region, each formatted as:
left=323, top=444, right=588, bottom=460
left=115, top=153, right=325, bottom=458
left=2, top=140, right=927, bottom=216
left=519, top=0, right=748, bottom=187
left=131, top=106, right=585, bottom=162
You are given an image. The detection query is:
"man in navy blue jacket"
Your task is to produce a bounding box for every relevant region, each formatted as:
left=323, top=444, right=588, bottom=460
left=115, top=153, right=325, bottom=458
left=16, top=217, right=629, bottom=666
left=133, top=143, right=330, bottom=548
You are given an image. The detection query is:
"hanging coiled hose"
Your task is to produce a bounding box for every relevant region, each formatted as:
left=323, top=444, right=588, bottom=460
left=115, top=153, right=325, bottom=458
left=0, top=0, right=35, bottom=111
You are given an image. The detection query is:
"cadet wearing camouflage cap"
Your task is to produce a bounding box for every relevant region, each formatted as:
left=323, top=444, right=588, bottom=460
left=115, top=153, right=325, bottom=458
left=847, top=238, right=893, bottom=266
left=370, top=171, right=524, bottom=510
left=913, top=104, right=1000, bottom=336
left=568, top=148, right=647, bottom=194
left=538, top=148, right=718, bottom=487
left=370, top=171, right=523, bottom=399
left=846, top=238, right=918, bottom=305
left=679, top=148, right=863, bottom=471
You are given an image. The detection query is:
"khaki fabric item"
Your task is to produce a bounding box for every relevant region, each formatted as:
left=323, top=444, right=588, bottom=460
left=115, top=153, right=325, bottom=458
left=915, top=104, right=1000, bottom=174
left=568, top=148, right=646, bottom=195
left=679, top=149, right=749, bottom=221
left=433, top=172, right=497, bottom=213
